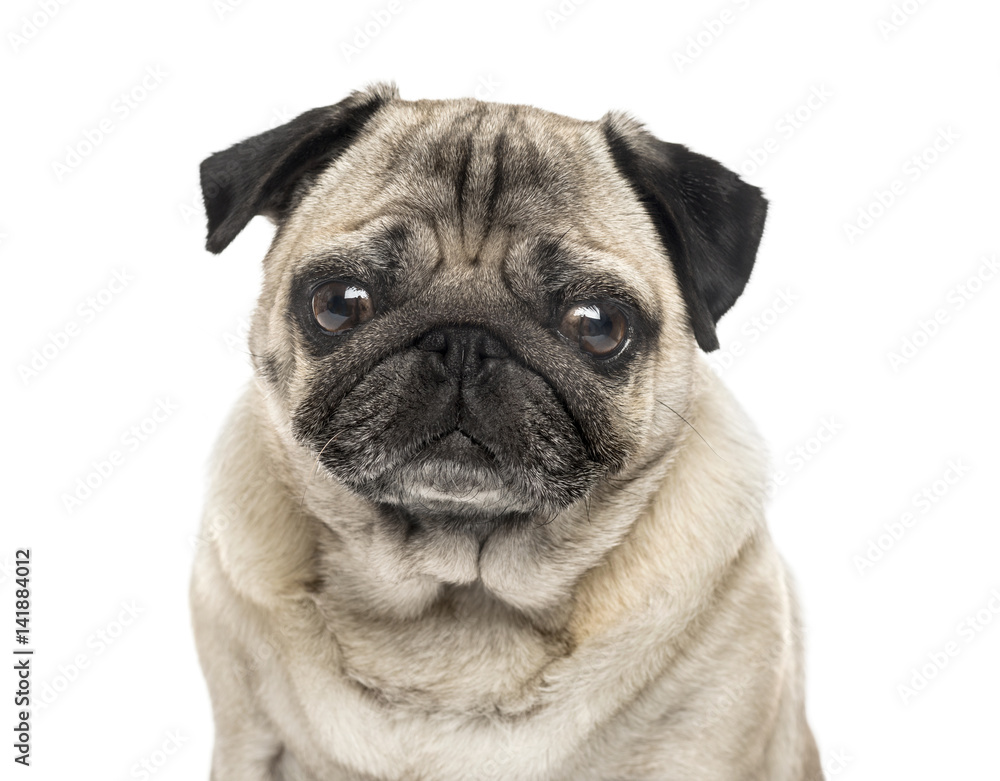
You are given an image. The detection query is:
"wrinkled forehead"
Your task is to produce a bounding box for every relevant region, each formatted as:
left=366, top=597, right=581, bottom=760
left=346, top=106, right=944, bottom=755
left=273, top=98, right=675, bottom=306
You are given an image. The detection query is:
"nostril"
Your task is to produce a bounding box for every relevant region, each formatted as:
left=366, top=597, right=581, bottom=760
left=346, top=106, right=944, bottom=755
left=475, top=332, right=508, bottom=360
left=417, top=330, right=448, bottom=353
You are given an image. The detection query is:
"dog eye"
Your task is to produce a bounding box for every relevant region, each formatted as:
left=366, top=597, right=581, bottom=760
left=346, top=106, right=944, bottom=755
left=558, top=301, right=629, bottom=358
left=311, top=281, right=374, bottom=334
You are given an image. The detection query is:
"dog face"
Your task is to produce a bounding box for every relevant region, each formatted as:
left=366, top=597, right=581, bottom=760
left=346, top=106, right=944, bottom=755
left=200, top=85, right=766, bottom=609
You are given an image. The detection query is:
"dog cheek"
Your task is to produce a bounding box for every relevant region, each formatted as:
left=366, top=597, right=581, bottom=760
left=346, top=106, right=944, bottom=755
left=254, top=351, right=296, bottom=392
left=575, top=398, right=637, bottom=475
left=465, top=370, right=584, bottom=470
left=291, top=355, right=447, bottom=479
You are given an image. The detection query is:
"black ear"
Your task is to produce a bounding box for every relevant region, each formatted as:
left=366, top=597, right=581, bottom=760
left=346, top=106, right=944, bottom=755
left=200, top=84, right=397, bottom=254
left=601, top=114, right=768, bottom=352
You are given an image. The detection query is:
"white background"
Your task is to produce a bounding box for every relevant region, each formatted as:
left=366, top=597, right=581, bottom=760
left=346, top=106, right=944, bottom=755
left=3, top=0, right=999, bottom=778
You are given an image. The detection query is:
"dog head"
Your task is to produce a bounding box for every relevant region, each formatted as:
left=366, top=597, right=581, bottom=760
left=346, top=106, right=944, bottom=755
left=200, top=84, right=766, bottom=612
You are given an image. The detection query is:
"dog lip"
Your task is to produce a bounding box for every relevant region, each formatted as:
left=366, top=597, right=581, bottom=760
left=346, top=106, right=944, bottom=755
left=415, top=429, right=495, bottom=467
left=387, top=430, right=532, bottom=514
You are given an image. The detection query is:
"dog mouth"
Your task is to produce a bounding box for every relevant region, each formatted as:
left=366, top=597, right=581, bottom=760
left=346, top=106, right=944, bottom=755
left=387, top=429, right=535, bottom=517
left=417, top=428, right=496, bottom=466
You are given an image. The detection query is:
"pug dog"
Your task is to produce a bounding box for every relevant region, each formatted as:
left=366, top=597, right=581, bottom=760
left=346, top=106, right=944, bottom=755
left=190, top=83, right=821, bottom=781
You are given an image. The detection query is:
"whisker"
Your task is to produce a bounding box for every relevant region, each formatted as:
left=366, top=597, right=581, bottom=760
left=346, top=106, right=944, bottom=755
left=300, top=433, right=340, bottom=508
left=657, top=399, right=724, bottom=461
left=532, top=510, right=560, bottom=529
left=600, top=480, right=643, bottom=499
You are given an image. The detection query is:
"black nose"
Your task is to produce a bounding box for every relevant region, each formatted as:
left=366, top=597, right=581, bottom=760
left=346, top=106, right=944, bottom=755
left=417, top=326, right=509, bottom=380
